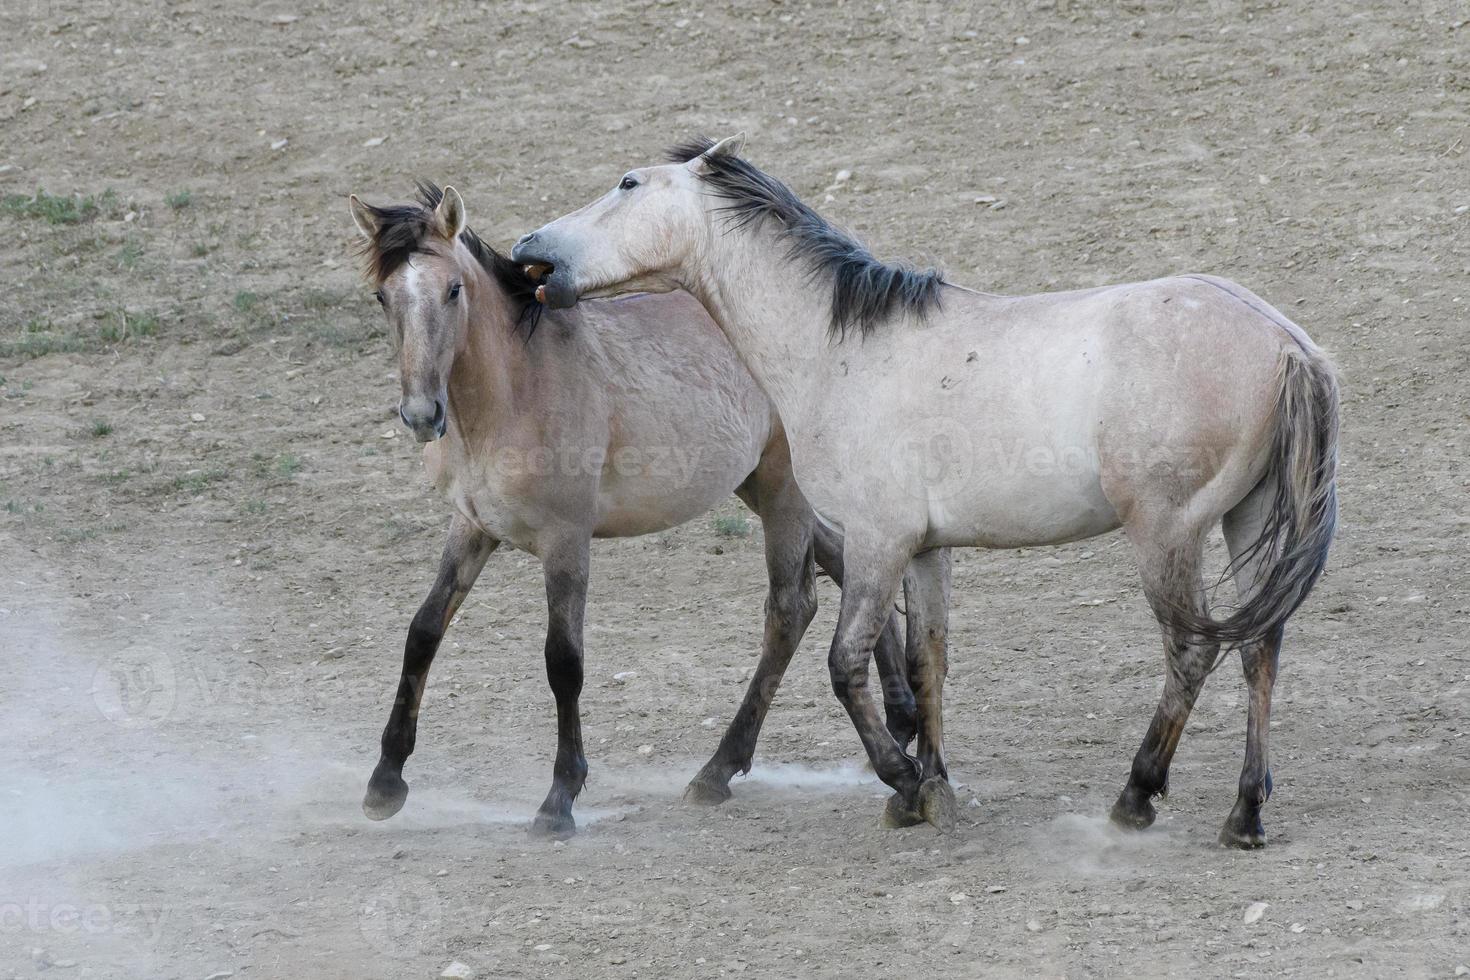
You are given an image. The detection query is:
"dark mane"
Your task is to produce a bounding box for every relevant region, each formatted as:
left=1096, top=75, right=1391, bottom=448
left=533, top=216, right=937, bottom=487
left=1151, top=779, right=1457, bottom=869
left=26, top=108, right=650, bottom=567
left=666, top=138, right=943, bottom=340
left=357, top=181, right=543, bottom=335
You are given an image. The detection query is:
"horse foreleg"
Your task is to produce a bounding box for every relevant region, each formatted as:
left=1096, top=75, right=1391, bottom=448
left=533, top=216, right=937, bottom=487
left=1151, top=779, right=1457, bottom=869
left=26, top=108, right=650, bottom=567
left=364, top=516, right=497, bottom=820
left=530, top=534, right=591, bottom=839
left=831, top=536, right=955, bottom=832
left=685, top=501, right=817, bottom=805
left=905, top=548, right=953, bottom=782
left=812, top=521, right=918, bottom=751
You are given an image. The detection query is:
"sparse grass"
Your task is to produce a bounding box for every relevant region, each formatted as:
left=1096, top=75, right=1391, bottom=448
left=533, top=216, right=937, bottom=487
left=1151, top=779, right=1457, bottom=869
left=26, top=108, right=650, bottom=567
left=90, top=418, right=114, bottom=438
left=116, top=241, right=143, bottom=269
left=2, top=188, right=117, bottom=225
left=5, top=318, right=83, bottom=358
left=190, top=241, right=212, bottom=257
left=713, top=514, right=752, bottom=538
left=233, top=291, right=260, bottom=312
left=171, top=467, right=227, bottom=495
left=165, top=189, right=193, bottom=209
left=242, top=499, right=269, bottom=515
left=275, top=454, right=302, bottom=479
left=57, top=526, right=99, bottom=544
left=302, top=288, right=348, bottom=311
left=98, top=310, right=160, bottom=344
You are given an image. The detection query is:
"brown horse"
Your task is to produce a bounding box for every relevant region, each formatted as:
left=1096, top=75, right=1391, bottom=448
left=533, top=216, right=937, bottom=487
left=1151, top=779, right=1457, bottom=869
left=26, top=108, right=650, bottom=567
left=347, top=183, right=946, bottom=837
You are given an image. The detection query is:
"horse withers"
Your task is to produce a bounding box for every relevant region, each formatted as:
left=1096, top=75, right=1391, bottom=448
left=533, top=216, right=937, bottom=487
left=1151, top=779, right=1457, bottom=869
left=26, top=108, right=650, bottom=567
left=347, top=183, right=942, bottom=838
left=512, top=137, right=1340, bottom=846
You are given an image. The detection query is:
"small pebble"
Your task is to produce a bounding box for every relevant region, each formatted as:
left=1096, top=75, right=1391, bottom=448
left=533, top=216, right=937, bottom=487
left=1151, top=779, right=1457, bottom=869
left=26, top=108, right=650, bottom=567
left=1243, top=901, right=1269, bottom=925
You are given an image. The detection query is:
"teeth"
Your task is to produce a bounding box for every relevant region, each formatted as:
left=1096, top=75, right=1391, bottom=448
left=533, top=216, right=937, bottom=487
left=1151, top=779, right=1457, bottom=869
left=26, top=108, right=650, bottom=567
left=523, top=263, right=551, bottom=281
left=535, top=285, right=547, bottom=303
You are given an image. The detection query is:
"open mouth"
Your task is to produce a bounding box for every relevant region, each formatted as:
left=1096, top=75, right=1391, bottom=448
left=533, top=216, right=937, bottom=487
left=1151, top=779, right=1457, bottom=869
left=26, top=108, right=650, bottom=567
left=522, top=262, right=554, bottom=304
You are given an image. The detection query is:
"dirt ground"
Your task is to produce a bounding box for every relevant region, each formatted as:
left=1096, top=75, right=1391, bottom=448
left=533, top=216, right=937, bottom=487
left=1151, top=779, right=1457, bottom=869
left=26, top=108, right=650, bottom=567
left=2, top=0, right=1468, bottom=977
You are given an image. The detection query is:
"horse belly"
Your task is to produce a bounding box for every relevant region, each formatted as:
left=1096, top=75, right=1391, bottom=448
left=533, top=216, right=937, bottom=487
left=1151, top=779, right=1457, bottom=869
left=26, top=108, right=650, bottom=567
left=925, top=465, right=1120, bottom=548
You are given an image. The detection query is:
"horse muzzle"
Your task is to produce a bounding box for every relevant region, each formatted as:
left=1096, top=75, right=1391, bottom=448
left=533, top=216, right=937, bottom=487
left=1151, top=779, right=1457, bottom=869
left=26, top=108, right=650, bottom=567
left=511, top=234, right=579, bottom=310
left=399, top=395, right=447, bottom=443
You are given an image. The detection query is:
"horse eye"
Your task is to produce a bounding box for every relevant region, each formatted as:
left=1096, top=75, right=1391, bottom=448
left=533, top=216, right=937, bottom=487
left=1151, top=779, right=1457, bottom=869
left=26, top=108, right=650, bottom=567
left=619, top=174, right=639, bottom=191
left=448, top=283, right=462, bottom=301
left=374, top=289, right=385, bottom=306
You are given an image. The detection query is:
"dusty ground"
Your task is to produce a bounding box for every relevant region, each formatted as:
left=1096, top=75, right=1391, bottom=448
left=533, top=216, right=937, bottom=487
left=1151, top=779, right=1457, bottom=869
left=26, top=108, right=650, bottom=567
left=2, top=0, right=1468, bottom=977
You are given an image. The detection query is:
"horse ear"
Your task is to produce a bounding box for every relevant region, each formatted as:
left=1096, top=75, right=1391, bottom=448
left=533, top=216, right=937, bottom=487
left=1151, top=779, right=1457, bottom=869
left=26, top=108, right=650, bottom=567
left=349, top=194, right=378, bottom=239
left=688, top=133, right=746, bottom=173
left=435, top=185, right=467, bottom=240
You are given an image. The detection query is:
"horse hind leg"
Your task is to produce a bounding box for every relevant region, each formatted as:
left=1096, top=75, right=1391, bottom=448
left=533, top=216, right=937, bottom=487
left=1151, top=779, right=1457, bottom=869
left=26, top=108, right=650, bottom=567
left=1219, top=476, right=1285, bottom=849
left=1109, top=523, right=1220, bottom=831
left=684, top=479, right=818, bottom=805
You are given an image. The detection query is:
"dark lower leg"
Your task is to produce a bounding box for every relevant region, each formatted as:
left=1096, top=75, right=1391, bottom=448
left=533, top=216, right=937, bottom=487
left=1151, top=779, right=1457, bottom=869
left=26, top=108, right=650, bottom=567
left=531, top=549, right=590, bottom=838
left=365, top=519, right=496, bottom=820
left=906, top=549, right=952, bottom=781
left=1110, top=633, right=1219, bottom=830
left=814, top=522, right=917, bottom=749
left=687, top=542, right=817, bottom=804
left=1220, top=626, right=1283, bottom=848
left=825, top=544, right=956, bottom=831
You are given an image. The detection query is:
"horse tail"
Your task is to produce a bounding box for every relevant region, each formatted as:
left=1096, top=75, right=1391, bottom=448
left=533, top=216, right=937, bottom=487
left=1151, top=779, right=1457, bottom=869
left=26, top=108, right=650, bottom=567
left=1172, top=343, right=1340, bottom=648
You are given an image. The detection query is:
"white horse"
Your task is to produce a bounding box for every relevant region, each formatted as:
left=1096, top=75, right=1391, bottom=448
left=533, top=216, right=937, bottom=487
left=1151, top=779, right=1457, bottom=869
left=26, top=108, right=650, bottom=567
left=511, top=136, right=1339, bottom=846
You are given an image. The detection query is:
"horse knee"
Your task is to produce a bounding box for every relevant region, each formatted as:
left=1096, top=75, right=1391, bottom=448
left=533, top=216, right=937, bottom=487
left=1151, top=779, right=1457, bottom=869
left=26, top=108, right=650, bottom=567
left=544, top=633, right=584, bottom=700
left=768, top=579, right=817, bottom=633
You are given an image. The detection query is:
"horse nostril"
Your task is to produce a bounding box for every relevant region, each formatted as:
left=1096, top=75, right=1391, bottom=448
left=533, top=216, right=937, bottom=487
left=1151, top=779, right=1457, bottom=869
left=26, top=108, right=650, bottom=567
left=515, top=232, right=537, bottom=250
left=432, top=401, right=445, bottom=426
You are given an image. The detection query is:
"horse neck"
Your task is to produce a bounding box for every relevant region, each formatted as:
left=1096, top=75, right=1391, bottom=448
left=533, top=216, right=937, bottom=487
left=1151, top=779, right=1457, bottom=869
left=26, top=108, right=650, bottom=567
left=682, top=223, right=832, bottom=420
left=444, top=249, right=527, bottom=440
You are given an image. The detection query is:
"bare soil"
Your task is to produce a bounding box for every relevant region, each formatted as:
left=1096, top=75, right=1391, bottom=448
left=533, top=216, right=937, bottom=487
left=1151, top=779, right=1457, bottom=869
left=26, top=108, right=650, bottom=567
left=2, top=1, right=1468, bottom=977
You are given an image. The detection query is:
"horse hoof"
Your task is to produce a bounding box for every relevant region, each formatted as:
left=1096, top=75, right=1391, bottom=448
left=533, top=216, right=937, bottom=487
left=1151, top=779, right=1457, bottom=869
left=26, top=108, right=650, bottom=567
left=1108, top=789, right=1157, bottom=831
left=683, top=776, right=733, bottom=807
left=918, top=777, right=958, bottom=834
left=362, top=773, right=409, bottom=821
left=1218, top=812, right=1267, bottom=849
left=529, top=811, right=577, bottom=841
left=879, top=791, right=924, bottom=829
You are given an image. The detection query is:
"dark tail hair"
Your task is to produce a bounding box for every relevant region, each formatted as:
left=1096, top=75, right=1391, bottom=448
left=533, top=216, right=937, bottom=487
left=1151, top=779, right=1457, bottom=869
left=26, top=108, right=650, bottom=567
left=1170, top=346, right=1340, bottom=648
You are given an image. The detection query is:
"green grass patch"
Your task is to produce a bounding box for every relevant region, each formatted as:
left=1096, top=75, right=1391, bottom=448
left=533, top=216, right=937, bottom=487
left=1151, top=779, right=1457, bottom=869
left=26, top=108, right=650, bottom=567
left=99, top=310, right=160, bottom=343
left=116, top=241, right=143, bottom=269
left=90, top=418, right=114, bottom=438
left=165, top=189, right=193, bottom=209
left=1, top=188, right=117, bottom=225
left=233, top=291, right=260, bottom=312
left=713, top=515, right=752, bottom=538
left=275, top=454, right=302, bottom=479
left=171, top=467, right=227, bottom=495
